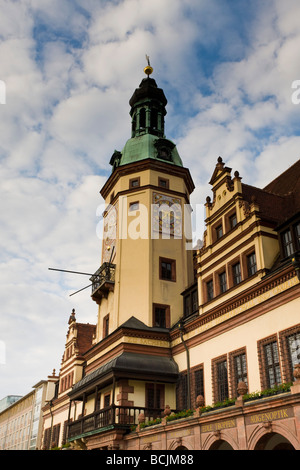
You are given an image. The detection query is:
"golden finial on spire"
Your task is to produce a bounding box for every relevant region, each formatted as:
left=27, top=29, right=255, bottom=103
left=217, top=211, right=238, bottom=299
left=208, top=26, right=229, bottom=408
left=144, top=54, right=153, bottom=76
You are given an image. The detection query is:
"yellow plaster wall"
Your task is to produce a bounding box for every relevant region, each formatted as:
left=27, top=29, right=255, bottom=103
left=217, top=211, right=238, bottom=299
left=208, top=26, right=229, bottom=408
left=102, top=170, right=194, bottom=330
left=173, top=293, right=300, bottom=406
left=128, top=380, right=176, bottom=410
left=104, top=169, right=188, bottom=204
left=260, top=234, right=280, bottom=270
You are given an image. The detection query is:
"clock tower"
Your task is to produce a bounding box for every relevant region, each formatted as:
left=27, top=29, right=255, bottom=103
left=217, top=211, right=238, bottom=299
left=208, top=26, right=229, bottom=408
left=91, top=64, right=195, bottom=342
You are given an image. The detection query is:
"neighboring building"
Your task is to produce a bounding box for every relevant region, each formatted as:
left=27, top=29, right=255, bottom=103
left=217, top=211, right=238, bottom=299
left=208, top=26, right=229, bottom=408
left=43, top=65, right=300, bottom=450
left=41, top=311, right=96, bottom=449
left=0, top=379, right=54, bottom=450
left=0, top=396, right=22, bottom=413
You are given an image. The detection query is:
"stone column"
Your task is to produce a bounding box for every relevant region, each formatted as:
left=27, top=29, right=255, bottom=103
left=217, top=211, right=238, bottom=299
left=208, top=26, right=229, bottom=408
left=235, top=382, right=248, bottom=450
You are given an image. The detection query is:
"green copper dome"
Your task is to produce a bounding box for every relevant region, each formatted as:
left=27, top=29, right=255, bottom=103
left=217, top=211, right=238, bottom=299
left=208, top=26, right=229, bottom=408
left=118, top=134, right=183, bottom=167
left=109, top=75, right=183, bottom=171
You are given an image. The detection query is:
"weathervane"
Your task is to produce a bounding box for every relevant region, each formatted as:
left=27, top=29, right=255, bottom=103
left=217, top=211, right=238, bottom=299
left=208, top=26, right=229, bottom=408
left=144, top=54, right=153, bottom=76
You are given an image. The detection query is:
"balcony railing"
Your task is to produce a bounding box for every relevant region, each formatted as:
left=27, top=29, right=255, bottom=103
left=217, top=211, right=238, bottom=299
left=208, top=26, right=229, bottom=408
left=67, top=405, right=169, bottom=440
left=90, top=263, right=116, bottom=301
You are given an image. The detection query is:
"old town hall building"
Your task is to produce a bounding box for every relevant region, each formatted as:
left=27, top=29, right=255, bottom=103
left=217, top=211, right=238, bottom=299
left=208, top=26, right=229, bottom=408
left=42, top=64, right=300, bottom=451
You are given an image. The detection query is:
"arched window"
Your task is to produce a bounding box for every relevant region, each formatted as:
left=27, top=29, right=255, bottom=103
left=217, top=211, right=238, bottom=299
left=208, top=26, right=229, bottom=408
left=139, top=108, right=146, bottom=129
left=132, top=113, right=136, bottom=136
left=151, top=109, right=158, bottom=131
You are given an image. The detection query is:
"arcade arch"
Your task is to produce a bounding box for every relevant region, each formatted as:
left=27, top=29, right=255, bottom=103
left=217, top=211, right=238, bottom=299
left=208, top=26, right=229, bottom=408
left=208, top=439, right=234, bottom=450
left=254, top=432, right=295, bottom=451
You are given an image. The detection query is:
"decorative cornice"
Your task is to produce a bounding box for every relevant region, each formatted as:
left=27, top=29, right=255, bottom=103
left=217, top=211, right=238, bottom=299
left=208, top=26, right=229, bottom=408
left=198, top=222, right=277, bottom=268
left=171, top=266, right=299, bottom=346
left=83, top=325, right=171, bottom=364
left=100, top=158, right=195, bottom=199
left=109, top=184, right=191, bottom=207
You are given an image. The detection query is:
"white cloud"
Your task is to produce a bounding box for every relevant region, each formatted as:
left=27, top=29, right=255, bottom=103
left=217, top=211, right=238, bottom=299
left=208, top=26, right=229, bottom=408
left=1, top=0, right=300, bottom=398
left=253, top=136, right=300, bottom=188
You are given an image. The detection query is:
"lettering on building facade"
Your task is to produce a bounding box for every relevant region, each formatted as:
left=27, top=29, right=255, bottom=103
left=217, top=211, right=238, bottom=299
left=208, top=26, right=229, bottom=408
left=201, top=418, right=236, bottom=433
left=245, top=407, right=294, bottom=425
left=168, top=428, right=193, bottom=439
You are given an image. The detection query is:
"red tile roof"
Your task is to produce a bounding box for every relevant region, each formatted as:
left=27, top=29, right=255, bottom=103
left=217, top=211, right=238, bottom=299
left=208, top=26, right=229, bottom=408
left=241, top=159, right=300, bottom=225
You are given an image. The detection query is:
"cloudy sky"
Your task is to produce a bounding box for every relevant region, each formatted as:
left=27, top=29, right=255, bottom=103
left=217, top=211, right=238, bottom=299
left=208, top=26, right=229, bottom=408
left=1, top=0, right=300, bottom=399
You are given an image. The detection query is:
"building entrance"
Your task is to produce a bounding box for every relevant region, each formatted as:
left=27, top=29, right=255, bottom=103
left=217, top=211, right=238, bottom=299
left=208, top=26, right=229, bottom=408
left=254, top=432, right=295, bottom=450
left=209, top=439, right=234, bottom=450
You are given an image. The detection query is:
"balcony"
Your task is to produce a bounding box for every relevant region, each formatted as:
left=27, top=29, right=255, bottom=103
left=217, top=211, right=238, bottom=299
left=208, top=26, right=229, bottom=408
left=90, top=262, right=116, bottom=302
left=67, top=405, right=169, bottom=440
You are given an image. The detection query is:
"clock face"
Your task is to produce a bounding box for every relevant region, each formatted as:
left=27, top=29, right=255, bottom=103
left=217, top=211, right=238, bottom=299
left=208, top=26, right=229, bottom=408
left=102, top=203, right=117, bottom=263
left=152, top=192, right=182, bottom=238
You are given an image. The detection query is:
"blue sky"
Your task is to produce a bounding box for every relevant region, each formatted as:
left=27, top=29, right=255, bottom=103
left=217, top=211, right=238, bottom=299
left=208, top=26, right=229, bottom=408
left=1, top=0, right=300, bottom=398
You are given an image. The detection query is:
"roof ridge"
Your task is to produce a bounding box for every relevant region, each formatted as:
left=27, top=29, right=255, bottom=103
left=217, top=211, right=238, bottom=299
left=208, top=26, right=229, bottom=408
left=263, top=158, right=300, bottom=195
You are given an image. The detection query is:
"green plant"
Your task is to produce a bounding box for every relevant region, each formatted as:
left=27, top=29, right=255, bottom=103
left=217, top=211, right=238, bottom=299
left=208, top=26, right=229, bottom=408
left=166, top=409, right=194, bottom=422
left=62, top=442, right=71, bottom=449
left=129, top=382, right=293, bottom=433
left=211, top=397, right=236, bottom=409
left=243, top=382, right=292, bottom=402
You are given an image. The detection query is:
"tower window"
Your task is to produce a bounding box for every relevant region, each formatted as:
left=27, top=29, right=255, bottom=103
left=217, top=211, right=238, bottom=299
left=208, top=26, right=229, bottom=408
left=139, top=108, right=146, bottom=129
left=150, top=109, right=158, bottom=131
left=161, top=261, right=171, bottom=279
left=129, top=201, right=139, bottom=212
left=153, top=304, right=170, bottom=328
left=103, top=314, right=109, bottom=338
left=158, top=177, right=169, bottom=189
left=132, top=113, right=136, bottom=136
left=159, top=257, right=176, bottom=281
left=129, top=177, right=140, bottom=189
